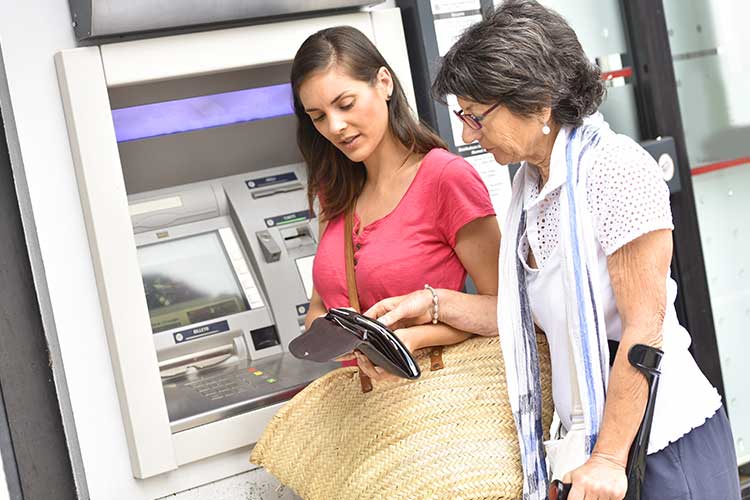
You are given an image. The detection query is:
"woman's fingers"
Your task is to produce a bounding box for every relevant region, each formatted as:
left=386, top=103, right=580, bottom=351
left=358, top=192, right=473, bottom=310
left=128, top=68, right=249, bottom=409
left=364, top=296, right=401, bottom=320
left=334, top=352, right=356, bottom=361
left=377, top=306, right=408, bottom=328
left=383, top=292, right=429, bottom=326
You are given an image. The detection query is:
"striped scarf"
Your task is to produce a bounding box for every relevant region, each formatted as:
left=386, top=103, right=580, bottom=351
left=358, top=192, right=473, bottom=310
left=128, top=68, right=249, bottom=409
left=498, top=114, right=612, bottom=500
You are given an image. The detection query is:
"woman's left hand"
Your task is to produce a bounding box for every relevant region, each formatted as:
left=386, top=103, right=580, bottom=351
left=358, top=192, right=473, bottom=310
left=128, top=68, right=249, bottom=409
left=563, top=453, right=627, bottom=500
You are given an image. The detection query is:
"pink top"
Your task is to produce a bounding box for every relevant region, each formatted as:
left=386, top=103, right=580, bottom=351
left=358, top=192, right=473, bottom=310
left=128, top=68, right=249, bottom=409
left=313, top=148, right=496, bottom=312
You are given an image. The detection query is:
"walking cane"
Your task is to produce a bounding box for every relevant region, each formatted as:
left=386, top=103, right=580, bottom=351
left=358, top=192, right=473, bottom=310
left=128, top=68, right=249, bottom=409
left=550, top=343, right=664, bottom=500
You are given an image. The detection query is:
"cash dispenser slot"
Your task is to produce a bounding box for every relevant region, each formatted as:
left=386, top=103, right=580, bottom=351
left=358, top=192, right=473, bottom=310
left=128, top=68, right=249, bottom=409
left=159, top=344, right=235, bottom=377
left=280, top=225, right=315, bottom=250
left=157, top=330, right=247, bottom=378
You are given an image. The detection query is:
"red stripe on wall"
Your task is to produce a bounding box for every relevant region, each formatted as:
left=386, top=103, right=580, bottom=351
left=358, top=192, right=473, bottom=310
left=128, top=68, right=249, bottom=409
left=600, top=67, right=633, bottom=80
left=692, top=157, right=750, bottom=176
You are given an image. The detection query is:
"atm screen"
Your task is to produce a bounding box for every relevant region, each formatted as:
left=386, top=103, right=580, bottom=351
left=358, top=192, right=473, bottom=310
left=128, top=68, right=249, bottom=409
left=138, top=232, right=250, bottom=333
left=295, top=255, right=315, bottom=301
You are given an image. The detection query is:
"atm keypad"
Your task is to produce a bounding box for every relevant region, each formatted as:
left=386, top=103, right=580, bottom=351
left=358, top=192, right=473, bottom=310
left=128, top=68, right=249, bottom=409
left=185, top=369, right=277, bottom=401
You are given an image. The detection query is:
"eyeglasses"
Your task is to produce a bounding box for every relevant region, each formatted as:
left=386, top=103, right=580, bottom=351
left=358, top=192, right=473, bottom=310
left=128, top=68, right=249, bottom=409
left=453, top=102, right=502, bottom=130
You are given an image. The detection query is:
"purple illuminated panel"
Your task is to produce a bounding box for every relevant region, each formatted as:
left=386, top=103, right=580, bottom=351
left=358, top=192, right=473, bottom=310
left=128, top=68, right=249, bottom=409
left=112, top=83, right=294, bottom=142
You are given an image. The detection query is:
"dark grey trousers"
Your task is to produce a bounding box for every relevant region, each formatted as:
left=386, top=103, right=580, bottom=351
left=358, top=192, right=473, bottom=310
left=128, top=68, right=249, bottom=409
left=642, top=406, right=741, bottom=500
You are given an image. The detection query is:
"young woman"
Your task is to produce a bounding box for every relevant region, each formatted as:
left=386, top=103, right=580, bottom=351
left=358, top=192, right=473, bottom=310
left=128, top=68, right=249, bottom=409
left=291, top=26, right=501, bottom=381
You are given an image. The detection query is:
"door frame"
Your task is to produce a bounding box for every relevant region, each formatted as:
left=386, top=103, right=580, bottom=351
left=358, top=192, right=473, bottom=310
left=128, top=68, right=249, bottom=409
left=0, top=104, right=78, bottom=499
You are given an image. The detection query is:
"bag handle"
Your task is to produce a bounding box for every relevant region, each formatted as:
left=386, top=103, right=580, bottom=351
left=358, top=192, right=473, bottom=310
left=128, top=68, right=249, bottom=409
left=344, top=206, right=372, bottom=392
left=344, top=205, right=361, bottom=313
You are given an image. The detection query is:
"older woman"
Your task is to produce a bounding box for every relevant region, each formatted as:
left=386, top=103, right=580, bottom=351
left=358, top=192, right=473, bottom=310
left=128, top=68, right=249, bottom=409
left=365, top=1, right=741, bottom=499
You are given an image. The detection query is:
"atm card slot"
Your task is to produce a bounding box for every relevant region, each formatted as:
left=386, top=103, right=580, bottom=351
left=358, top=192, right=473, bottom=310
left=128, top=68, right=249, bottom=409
left=251, top=182, right=303, bottom=199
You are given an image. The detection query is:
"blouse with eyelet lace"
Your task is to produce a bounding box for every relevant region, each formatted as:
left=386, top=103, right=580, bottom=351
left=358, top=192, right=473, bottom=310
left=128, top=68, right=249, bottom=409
left=520, top=131, right=721, bottom=454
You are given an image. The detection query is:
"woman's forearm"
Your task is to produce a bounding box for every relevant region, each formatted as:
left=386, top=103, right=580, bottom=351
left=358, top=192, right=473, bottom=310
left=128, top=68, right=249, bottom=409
left=304, top=300, right=327, bottom=330
left=402, top=322, right=473, bottom=351
left=592, top=325, right=662, bottom=466
left=437, top=289, right=498, bottom=337
left=596, top=230, right=669, bottom=465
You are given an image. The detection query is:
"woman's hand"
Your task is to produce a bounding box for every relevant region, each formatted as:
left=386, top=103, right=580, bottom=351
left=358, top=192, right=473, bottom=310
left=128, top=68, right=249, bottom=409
left=563, top=453, right=627, bottom=500
left=364, top=289, right=434, bottom=328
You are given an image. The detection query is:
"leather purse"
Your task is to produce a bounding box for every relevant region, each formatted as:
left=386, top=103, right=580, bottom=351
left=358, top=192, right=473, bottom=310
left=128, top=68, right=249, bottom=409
left=289, top=308, right=421, bottom=379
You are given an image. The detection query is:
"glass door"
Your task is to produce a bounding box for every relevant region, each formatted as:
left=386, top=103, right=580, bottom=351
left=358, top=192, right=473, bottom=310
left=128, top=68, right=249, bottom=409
left=664, top=0, right=750, bottom=466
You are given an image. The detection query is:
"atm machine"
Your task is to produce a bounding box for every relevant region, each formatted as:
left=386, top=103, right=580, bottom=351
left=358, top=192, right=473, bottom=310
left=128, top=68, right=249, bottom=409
left=129, top=164, right=330, bottom=435
left=55, top=7, right=416, bottom=483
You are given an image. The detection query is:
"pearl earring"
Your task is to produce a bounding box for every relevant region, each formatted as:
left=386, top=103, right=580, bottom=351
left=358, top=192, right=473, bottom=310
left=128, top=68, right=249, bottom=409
left=542, top=122, right=551, bottom=135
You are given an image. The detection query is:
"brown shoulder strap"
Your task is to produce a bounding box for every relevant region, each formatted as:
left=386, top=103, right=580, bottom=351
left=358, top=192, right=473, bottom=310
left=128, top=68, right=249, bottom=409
left=345, top=206, right=371, bottom=392
left=344, top=206, right=361, bottom=312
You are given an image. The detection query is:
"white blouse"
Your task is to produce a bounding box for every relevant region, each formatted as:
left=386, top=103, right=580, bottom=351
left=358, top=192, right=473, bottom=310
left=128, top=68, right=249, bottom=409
left=519, top=129, right=722, bottom=454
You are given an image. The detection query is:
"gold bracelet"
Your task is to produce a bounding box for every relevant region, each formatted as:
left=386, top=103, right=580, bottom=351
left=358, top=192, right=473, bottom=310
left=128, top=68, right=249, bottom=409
left=424, top=284, right=439, bottom=324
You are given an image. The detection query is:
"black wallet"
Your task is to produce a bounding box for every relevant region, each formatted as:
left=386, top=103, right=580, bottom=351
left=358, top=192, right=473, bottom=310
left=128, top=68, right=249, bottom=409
left=289, top=308, right=421, bottom=379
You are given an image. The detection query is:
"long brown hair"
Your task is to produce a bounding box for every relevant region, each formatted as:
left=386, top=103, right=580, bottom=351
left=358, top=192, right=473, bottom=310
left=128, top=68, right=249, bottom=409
left=290, top=26, right=447, bottom=222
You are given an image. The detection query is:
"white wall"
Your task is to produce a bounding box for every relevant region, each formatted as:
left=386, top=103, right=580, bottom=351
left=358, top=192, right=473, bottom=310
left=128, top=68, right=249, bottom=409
left=0, top=0, right=133, bottom=496
left=0, top=0, right=88, bottom=495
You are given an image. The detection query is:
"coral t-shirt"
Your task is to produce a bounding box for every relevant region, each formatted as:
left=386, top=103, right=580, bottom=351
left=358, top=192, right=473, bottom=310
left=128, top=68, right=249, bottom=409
left=313, top=148, right=495, bottom=312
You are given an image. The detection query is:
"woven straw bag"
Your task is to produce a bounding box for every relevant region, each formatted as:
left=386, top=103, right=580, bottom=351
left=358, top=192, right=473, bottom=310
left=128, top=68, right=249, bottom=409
left=250, top=334, right=553, bottom=500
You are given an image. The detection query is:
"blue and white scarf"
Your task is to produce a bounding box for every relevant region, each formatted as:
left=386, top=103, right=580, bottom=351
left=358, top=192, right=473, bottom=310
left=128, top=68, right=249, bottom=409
left=498, top=114, right=612, bottom=500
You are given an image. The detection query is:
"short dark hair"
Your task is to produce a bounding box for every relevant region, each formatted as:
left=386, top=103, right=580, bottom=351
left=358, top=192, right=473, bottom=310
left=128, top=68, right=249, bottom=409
left=290, top=26, right=446, bottom=221
left=432, top=0, right=604, bottom=127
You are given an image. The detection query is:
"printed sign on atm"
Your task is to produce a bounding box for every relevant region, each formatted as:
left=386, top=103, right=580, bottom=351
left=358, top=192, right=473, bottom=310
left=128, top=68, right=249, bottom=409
left=245, top=172, right=298, bottom=189
left=173, top=320, right=230, bottom=344
left=264, top=210, right=314, bottom=228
